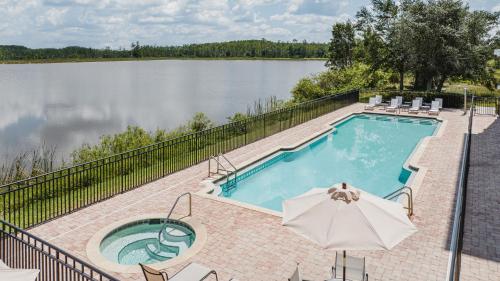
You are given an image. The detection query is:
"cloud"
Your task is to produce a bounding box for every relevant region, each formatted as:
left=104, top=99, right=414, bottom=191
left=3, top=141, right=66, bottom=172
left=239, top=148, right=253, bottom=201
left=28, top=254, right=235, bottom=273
left=0, top=0, right=496, bottom=48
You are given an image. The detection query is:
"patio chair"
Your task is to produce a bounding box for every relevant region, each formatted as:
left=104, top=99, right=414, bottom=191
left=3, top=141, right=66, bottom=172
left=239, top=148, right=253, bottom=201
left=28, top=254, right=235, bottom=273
left=415, top=97, right=423, bottom=105
left=0, top=259, right=40, bottom=281
left=364, top=97, right=377, bottom=110
left=385, top=98, right=399, bottom=112
left=140, top=263, right=218, bottom=281
left=289, top=263, right=311, bottom=281
left=428, top=101, right=440, bottom=115
left=434, top=98, right=443, bottom=109
left=0, top=259, right=8, bottom=269
left=374, top=95, right=382, bottom=105
left=330, top=252, right=368, bottom=281
left=408, top=99, right=421, bottom=114
left=395, top=96, right=403, bottom=107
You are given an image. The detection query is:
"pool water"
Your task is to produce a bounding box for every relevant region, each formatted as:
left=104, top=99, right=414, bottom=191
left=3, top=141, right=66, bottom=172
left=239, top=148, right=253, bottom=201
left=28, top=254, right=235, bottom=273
left=100, top=219, right=195, bottom=265
left=219, top=114, right=439, bottom=211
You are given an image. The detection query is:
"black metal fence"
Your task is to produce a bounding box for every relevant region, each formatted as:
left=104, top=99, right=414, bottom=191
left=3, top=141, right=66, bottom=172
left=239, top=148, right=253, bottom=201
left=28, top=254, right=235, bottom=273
left=0, top=219, right=119, bottom=281
left=447, top=97, right=474, bottom=281
left=473, top=96, right=500, bottom=115
left=0, top=90, right=359, bottom=229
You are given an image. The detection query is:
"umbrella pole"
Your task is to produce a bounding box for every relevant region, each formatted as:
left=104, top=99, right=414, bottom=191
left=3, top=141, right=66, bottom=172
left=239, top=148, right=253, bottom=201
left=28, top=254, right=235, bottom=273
left=343, top=250, right=346, bottom=281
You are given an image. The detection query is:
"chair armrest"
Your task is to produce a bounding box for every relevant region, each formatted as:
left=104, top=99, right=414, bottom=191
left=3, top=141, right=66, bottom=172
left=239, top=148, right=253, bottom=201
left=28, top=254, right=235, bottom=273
left=200, top=270, right=218, bottom=281
left=160, top=270, right=169, bottom=280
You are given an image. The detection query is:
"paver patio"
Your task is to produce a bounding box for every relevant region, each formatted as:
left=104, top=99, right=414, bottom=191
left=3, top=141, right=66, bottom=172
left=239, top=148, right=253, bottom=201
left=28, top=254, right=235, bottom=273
left=460, top=117, right=500, bottom=281
left=29, top=103, right=496, bottom=281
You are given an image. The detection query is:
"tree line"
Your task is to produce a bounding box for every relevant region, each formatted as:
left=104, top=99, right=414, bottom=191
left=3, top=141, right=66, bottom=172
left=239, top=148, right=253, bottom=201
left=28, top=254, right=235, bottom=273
left=0, top=39, right=328, bottom=61
left=324, top=0, right=499, bottom=92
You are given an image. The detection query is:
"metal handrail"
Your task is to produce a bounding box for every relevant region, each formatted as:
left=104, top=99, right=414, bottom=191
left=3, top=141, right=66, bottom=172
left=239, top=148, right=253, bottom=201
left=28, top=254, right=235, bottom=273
left=157, top=192, right=192, bottom=244
left=208, top=154, right=238, bottom=188
left=384, top=186, right=413, bottom=216
left=446, top=95, right=474, bottom=281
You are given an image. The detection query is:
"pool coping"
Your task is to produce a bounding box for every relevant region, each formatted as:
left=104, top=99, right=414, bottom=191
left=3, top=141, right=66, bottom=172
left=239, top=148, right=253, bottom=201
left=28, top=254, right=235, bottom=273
left=85, top=214, right=207, bottom=274
left=196, top=110, right=446, bottom=217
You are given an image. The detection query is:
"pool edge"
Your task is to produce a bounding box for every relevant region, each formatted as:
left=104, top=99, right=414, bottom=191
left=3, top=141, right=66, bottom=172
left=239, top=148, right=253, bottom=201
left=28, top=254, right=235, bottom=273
left=196, top=109, right=444, bottom=217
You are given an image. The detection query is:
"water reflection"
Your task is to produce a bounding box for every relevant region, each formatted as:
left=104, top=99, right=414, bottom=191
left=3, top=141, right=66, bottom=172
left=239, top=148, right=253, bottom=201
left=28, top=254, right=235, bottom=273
left=0, top=60, right=325, bottom=161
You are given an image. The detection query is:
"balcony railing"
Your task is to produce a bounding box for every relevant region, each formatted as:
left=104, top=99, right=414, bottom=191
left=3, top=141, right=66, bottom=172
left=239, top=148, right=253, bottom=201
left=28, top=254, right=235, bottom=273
left=0, top=219, right=119, bottom=281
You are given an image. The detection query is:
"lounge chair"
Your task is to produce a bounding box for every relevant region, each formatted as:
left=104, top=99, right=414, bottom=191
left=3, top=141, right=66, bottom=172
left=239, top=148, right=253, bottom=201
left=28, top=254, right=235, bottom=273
left=395, top=96, right=403, bottom=107
left=385, top=98, right=399, bottom=112
left=434, top=98, right=443, bottom=109
left=415, top=97, right=423, bottom=105
left=374, top=95, right=382, bottom=105
left=289, top=263, right=311, bottom=281
left=140, top=263, right=218, bottom=281
left=364, top=97, right=377, bottom=110
left=330, top=252, right=368, bottom=281
left=428, top=101, right=440, bottom=115
left=408, top=99, right=421, bottom=114
left=0, top=259, right=39, bottom=281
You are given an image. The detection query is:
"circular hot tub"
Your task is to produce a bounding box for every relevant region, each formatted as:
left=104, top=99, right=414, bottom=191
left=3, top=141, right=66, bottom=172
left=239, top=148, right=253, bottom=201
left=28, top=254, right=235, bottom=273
left=100, top=218, right=195, bottom=265
left=87, top=215, right=206, bottom=273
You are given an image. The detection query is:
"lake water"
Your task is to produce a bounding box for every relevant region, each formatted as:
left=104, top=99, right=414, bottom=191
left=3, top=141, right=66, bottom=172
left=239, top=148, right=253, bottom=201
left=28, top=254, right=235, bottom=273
left=0, top=60, right=325, bottom=161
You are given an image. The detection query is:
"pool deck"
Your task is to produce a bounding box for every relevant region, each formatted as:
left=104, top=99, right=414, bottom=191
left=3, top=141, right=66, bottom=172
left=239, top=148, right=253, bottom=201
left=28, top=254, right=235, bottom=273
left=460, top=117, right=500, bottom=281
left=29, top=103, right=497, bottom=281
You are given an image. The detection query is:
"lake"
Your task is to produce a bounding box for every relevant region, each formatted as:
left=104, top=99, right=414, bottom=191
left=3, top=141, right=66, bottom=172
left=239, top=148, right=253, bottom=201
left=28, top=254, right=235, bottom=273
left=0, top=60, right=325, bottom=161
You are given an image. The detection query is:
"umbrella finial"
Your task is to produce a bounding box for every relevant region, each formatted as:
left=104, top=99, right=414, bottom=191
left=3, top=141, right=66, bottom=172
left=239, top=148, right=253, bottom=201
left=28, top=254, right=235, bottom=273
left=329, top=183, right=360, bottom=203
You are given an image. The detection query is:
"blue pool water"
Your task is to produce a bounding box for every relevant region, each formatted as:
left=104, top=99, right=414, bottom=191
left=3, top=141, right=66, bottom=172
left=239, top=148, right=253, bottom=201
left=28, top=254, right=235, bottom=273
left=218, top=114, right=439, bottom=211
left=100, top=219, right=195, bottom=265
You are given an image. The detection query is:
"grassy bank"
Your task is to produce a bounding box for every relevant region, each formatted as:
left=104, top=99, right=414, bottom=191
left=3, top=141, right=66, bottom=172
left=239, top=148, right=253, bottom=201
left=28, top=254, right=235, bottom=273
left=0, top=92, right=356, bottom=228
left=0, top=57, right=327, bottom=64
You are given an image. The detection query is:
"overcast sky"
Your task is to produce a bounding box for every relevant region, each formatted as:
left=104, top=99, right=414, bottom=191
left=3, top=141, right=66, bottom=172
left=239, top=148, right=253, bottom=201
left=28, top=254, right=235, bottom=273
left=1, top=0, right=498, bottom=49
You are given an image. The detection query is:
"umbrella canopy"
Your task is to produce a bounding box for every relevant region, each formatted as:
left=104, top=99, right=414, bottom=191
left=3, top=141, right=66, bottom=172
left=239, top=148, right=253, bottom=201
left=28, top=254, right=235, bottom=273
left=282, top=183, right=417, bottom=250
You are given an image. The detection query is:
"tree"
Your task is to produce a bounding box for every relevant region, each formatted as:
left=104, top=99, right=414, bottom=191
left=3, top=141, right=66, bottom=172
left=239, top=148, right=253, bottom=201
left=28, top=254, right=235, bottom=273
left=325, top=21, right=356, bottom=69
left=354, top=0, right=499, bottom=91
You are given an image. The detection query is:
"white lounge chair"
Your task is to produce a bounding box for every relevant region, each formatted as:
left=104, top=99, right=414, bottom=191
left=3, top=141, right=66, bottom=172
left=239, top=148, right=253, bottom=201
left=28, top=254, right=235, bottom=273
left=386, top=98, right=399, bottom=112
left=375, top=95, right=382, bottom=105
left=396, top=96, right=403, bottom=107
left=0, top=260, right=39, bottom=281
left=428, top=101, right=440, bottom=115
left=140, top=263, right=218, bottom=281
left=289, top=263, right=310, bottom=281
left=435, top=98, right=443, bottom=109
left=408, top=99, right=421, bottom=114
left=365, top=97, right=377, bottom=110
left=415, top=97, right=423, bottom=105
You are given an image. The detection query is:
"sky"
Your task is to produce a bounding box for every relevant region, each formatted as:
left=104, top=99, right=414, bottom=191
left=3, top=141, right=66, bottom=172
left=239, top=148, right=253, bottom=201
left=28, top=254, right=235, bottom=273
left=0, top=0, right=499, bottom=49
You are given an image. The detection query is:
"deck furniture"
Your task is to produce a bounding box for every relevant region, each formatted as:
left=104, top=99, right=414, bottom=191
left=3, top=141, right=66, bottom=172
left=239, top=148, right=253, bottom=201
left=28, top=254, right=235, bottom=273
left=374, top=95, right=382, bottom=105
left=289, top=263, right=311, bottom=281
left=140, top=263, right=218, bottom=281
left=0, top=259, right=40, bottom=281
left=365, top=97, right=377, bottom=110
left=434, top=98, right=443, bottom=109
left=395, top=96, right=403, bottom=107
left=408, top=100, right=421, bottom=114
left=330, top=252, right=368, bottom=281
left=385, top=98, right=399, bottom=112
left=428, top=101, right=441, bottom=115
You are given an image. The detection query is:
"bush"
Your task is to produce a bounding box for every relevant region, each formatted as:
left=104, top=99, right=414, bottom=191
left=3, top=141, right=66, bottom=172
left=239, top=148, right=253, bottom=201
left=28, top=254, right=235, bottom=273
left=292, top=63, right=392, bottom=101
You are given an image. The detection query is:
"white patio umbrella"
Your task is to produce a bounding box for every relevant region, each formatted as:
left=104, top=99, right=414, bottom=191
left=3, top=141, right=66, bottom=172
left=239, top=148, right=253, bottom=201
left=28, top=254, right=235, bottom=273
left=282, top=183, right=417, bottom=281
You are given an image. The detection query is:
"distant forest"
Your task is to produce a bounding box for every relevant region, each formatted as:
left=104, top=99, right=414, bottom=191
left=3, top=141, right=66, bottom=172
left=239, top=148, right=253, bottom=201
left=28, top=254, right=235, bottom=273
left=0, top=39, right=328, bottom=61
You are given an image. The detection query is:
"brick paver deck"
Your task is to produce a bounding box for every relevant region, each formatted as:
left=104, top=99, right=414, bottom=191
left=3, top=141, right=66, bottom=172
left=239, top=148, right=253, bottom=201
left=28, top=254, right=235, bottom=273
left=29, top=104, right=496, bottom=281
left=460, top=117, right=500, bottom=281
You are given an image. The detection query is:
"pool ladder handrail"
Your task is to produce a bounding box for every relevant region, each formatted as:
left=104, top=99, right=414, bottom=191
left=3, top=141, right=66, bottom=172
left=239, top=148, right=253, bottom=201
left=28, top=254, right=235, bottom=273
left=208, top=154, right=237, bottom=189
left=157, top=192, right=192, bottom=246
left=384, top=186, right=413, bottom=217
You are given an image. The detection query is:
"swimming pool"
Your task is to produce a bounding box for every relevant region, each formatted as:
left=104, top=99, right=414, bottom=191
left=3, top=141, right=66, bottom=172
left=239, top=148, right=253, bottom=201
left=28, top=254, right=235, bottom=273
left=216, top=114, right=439, bottom=212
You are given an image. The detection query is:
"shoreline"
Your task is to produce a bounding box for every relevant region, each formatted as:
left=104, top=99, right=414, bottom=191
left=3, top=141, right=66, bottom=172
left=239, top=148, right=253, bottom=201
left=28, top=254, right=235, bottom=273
left=0, top=57, right=328, bottom=64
